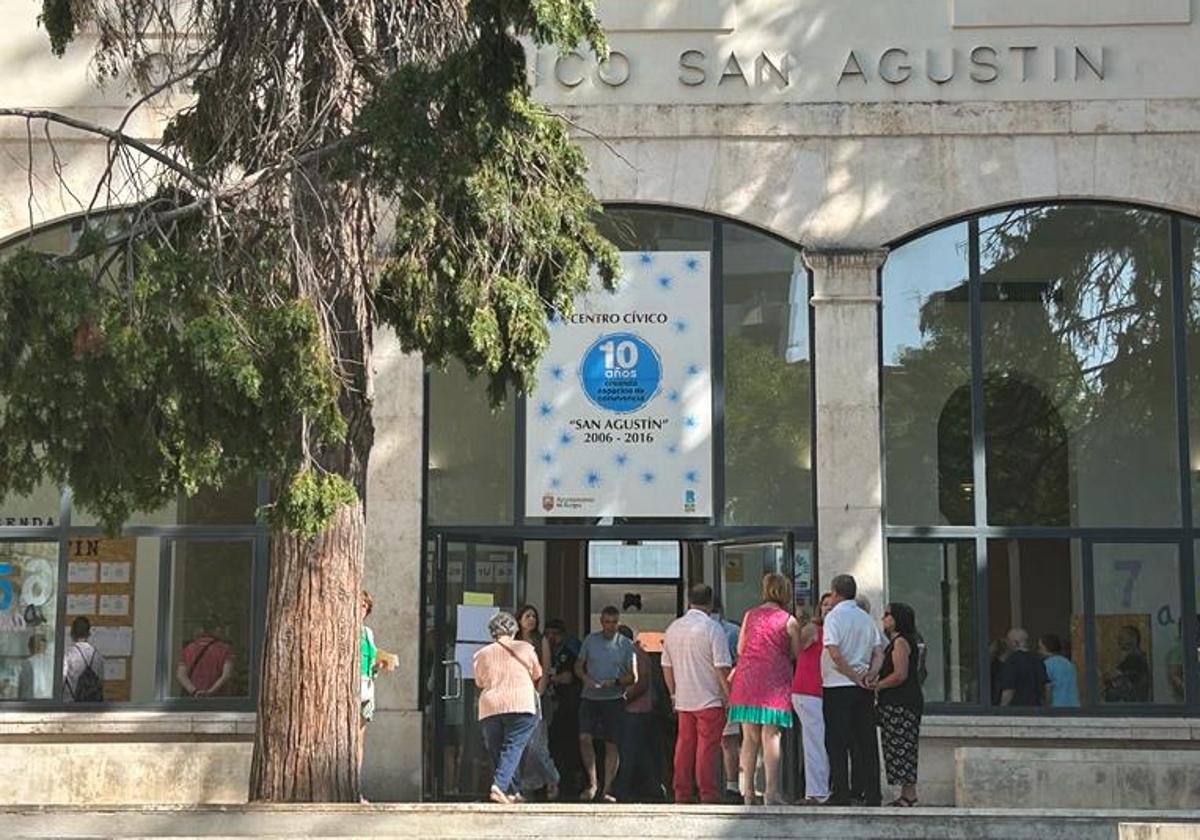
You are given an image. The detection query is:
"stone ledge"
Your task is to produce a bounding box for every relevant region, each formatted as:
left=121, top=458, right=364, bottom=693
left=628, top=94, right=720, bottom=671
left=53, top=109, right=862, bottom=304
left=925, top=715, right=1200, bottom=742
left=558, top=98, right=1200, bottom=140
left=0, top=711, right=255, bottom=739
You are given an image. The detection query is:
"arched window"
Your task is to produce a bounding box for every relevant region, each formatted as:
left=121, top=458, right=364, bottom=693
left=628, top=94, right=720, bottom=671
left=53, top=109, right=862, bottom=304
left=883, top=203, right=1199, bottom=712
left=426, top=206, right=814, bottom=529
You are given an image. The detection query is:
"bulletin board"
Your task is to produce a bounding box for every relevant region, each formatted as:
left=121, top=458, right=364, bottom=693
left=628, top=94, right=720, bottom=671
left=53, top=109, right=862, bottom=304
left=65, top=537, right=136, bottom=701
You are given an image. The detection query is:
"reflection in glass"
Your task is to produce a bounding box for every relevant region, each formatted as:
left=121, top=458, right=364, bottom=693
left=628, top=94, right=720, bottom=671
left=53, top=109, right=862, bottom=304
left=723, top=225, right=812, bottom=525
left=986, top=538, right=1083, bottom=706
left=427, top=363, right=515, bottom=525
left=719, top=542, right=784, bottom=624
left=0, top=483, right=61, bottom=528
left=1092, top=543, right=1180, bottom=705
left=0, top=542, right=58, bottom=700
left=882, top=224, right=973, bottom=525
left=169, top=541, right=253, bottom=698
left=980, top=206, right=1180, bottom=526
left=596, top=208, right=712, bottom=253
left=886, top=540, right=978, bottom=703
left=1185, top=222, right=1200, bottom=522
left=588, top=582, right=679, bottom=634
left=71, top=475, right=259, bottom=528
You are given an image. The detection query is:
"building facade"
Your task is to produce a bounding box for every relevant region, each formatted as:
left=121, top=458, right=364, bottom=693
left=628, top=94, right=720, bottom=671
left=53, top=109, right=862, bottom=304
left=0, top=0, right=1199, bottom=809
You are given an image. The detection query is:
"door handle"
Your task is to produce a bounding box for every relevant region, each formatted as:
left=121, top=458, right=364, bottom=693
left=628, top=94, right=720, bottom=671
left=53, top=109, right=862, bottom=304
left=441, top=659, right=464, bottom=700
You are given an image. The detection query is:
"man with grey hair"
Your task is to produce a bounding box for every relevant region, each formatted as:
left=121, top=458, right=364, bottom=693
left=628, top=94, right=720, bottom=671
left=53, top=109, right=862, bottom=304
left=822, top=574, right=884, bottom=806
left=999, top=627, right=1048, bottom=707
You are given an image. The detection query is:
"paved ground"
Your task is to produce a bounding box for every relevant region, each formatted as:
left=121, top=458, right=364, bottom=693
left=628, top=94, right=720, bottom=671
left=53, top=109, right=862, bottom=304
left=3, top=804, right=1200, bottom=840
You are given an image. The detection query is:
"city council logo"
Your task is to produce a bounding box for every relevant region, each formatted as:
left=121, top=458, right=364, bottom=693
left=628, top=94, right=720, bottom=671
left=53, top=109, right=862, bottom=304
left=542, top=493, right=556, bottom=512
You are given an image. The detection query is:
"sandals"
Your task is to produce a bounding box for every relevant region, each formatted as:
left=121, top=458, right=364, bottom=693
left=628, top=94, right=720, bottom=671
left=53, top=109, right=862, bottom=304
left=887, top=796, right=919, bottom=807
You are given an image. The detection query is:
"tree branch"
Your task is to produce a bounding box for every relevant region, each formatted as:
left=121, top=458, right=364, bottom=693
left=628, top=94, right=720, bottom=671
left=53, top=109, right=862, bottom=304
left=0, top=107, right=209, bottom=190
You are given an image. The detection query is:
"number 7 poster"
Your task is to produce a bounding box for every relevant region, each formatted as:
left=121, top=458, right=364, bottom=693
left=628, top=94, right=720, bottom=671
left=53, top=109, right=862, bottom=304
left=525, top=251, right=713, bottom=518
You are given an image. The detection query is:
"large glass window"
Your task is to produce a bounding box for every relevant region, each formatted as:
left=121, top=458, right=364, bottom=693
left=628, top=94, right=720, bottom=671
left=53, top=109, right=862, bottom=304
left=1092, top=543, right=1179, bottom=706
left=723, top=224, right=812, bottom=526
left=887, top=540, right=978, bottom=703
left=0, top=217, right=267, bottom=710
left=0, top=542, right=59, bottom=701
left=980, top=207, right=1179, bottom=527
left=425, top=207, right=814, bottom=529
left=883, top=224, right=972, bottom=525
left=884, top=203, right=1200, bottom=713
left=426, top=363, right=514, bottom=526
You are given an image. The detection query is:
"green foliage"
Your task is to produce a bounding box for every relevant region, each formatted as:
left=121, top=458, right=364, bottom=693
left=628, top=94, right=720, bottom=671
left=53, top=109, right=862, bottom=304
left=271, top=468, right=358, bottom=539
left=0, top=233, right=346, bottom=533
left=38, top=0, right=77, bottom=57
left=364, top=4, right=619, bottom=403
left=16, top=0, right=620, bottom=536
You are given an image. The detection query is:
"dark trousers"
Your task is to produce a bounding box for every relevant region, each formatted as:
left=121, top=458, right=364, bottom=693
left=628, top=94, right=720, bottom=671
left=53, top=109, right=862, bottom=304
left=823, top=685, right=881, bottom=805
left=610, top=711, right=665, bottom=801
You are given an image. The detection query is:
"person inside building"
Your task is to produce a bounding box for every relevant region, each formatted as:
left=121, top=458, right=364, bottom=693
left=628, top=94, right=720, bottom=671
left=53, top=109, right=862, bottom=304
left=543, top=618, right=583, bottom=797
left=710, top=596, right=742, bottom=802
left=1104, top=625, right=1151, bottom=703
left=822, top=573, right=883, bottom=807
left=514, top=604, right=560, bottom=800
left=607, top=624, right=663, bottom=802
left=791, top=592, right=832, bottom=805
left=728, top=573, right=801, bottom=806
left=988, top=637, right=1009, bottom=706
left=998, top=627, right=1047, bottom=707
left=474, top=611, right=542, bottom=805
left=62, top=616, right=104, bottom=703
left=176, top=621, right=236, bottom=698
left=18, top=633, right=52, bottom=700
left=1037, top=633, right=1080, bottom=708
left=872, top=602, right=924, bottom=807
left=661, top=583, right=732, bottom=804
left=574, top=605, right=634, bottom=801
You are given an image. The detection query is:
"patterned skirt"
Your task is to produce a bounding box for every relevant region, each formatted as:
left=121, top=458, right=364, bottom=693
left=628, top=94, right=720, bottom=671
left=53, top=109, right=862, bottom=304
left=878, top=705, right=921, bottom=785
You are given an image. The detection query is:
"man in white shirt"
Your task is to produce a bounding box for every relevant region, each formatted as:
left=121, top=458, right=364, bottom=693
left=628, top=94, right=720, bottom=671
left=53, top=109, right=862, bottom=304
left=821, top=574, right=883, bottom=806
left=662, top=584, right=733, bottom=804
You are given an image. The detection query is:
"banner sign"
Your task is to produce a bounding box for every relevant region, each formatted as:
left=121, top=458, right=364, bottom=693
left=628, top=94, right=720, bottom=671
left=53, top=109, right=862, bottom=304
left=525, top=251, right=713, bottom=518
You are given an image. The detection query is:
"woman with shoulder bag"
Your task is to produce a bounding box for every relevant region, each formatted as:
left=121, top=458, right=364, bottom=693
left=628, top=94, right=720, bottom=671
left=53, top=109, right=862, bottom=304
left=474, top=611, right=543, bottom=804
left=872, top=602, right=924, bottom=807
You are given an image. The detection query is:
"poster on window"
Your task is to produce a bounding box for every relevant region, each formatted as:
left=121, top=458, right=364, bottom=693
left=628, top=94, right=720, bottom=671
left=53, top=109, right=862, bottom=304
left=525, top=251, right=713, bottom=518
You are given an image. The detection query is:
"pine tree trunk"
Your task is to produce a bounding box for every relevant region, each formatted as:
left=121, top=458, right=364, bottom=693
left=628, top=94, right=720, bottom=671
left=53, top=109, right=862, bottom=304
left=250, top=501, right=365, bottom=801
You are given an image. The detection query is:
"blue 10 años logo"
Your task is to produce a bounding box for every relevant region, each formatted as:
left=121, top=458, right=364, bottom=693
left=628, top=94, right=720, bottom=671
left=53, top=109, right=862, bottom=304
left=580, top=332, right=663, bottom=413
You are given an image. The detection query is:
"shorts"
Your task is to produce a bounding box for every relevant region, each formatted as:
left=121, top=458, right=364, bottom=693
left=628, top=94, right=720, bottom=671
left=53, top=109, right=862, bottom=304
left=578, top=697, right=624, bottom=741
left=723, top=714, right=740, bottom=738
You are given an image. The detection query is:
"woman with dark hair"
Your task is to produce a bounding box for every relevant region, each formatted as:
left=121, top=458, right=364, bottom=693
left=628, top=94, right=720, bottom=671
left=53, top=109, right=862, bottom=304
left=872, top=602, right=923, bottom=807
left=514, top=604, right=560, bottom=799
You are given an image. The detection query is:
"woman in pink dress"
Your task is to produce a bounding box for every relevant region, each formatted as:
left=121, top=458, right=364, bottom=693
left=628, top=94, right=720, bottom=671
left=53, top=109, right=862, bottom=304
left=728, top=573, right=802, bottom=805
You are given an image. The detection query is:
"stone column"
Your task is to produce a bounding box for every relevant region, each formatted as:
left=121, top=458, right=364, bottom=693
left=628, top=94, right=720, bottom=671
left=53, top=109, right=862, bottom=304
left=362, top=327, right=426, bottom=800
left=804, top=249, right=888, bottom=616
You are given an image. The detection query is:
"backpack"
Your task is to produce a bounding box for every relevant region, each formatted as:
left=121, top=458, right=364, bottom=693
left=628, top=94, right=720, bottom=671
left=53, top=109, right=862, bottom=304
left=69, top=644, right=104, bottom=702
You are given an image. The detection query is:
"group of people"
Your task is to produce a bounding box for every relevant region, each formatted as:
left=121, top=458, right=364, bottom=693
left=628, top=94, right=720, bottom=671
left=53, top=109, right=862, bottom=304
left=989, top=623, right=1152, bottom=708
left=470, top=572, right=925, bottom=808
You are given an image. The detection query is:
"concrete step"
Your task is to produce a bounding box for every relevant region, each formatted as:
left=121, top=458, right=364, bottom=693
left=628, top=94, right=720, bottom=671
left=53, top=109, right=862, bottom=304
left=3, top=805, right=1200, bottom=840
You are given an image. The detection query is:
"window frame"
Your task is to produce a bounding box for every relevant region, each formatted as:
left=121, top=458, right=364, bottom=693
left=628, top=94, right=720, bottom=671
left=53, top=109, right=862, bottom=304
left=0, top=481, right=269, bottom=712
left=882, top=201, right=1200, bottom=716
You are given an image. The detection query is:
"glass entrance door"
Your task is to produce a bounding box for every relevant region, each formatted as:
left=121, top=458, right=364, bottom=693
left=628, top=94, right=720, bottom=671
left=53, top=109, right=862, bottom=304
left=429, top=537, right=520, bottom=800
left=712, top=534, right=815, bottom=801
